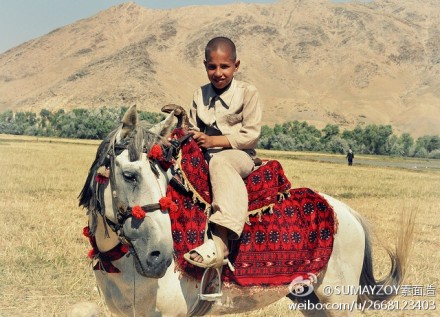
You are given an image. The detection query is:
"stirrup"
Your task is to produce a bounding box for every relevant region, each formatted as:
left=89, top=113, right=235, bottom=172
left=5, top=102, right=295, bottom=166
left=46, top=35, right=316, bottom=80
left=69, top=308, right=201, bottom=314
left=198, top=260, right=235, bottom=301
left=199, top=267, right=223, bottom=301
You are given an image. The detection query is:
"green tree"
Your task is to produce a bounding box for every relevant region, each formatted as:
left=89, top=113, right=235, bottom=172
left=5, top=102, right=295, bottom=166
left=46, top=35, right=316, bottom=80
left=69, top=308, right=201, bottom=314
left=326, top=136, right=349, bottom=154
left=426, top=136, right=440, bottom=152
left=398, top=133, right=414, bottom=156
left=321, top=124, right=340, bottom=141
left=388, top=135, right=404, bottom=156
left=362, top=124, right=393, bottom=155
left=320, top=124, right=341, bottom=152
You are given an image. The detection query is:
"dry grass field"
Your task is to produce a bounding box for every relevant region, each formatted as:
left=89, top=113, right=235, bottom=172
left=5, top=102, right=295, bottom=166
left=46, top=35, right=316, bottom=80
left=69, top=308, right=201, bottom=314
left=0, top=134, right=439, bottom=316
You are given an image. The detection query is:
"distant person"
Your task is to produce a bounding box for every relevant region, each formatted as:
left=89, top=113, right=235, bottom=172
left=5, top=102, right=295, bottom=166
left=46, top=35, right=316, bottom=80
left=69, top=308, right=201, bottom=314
left=184, top=36, right=262, bottom=269
left=346, top=148, right=354, bottom=166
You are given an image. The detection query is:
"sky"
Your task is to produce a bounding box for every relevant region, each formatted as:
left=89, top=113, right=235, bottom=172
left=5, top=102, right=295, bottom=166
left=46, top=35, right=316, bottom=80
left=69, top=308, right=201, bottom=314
left=0, top=0, right=353, bottom=54
left=0, top=0, right=273, bottom=53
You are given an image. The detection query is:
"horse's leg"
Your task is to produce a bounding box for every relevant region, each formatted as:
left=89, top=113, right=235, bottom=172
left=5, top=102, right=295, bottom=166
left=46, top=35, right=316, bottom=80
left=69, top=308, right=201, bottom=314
left=313, top=196, right=366, bottom=316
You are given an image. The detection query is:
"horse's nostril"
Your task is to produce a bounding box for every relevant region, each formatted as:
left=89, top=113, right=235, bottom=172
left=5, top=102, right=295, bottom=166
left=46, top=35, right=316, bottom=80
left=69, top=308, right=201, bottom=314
left=150, top=251, right=161, bottom=260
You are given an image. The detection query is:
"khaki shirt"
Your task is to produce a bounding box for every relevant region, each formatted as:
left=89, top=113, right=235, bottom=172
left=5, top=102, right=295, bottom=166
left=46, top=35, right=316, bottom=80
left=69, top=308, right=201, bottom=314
left=189, top=79, right=262, bottom=156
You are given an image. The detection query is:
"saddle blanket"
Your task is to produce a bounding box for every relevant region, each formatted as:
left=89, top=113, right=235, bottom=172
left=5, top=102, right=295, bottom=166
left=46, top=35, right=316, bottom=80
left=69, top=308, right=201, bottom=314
left=167, top=131, right=336, bottom=287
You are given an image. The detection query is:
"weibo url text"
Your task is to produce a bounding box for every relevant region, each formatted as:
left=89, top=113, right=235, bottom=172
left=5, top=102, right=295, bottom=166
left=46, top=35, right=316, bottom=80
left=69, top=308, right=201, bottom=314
left=289, top=300, right=437, bottom=312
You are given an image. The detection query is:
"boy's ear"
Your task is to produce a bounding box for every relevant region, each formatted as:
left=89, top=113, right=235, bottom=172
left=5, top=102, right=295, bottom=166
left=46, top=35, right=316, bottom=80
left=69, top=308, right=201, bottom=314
left=234, top=59, right=240, bottom=71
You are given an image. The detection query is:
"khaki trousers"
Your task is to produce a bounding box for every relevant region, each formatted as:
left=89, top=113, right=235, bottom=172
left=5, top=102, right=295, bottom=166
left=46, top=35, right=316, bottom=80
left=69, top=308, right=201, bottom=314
left=206, top=149, right=255, bottom=240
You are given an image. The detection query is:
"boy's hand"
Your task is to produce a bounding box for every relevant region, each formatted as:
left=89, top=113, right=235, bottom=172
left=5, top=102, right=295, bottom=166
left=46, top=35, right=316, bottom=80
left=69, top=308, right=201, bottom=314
left=190, top=131, right=213, bottom=149
left=190, top=131, right=231, bottom=149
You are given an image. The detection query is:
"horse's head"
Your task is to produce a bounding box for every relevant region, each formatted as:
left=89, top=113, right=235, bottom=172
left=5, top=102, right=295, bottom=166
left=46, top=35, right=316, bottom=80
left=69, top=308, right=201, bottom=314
left=79, top=105, right=176, bottom=278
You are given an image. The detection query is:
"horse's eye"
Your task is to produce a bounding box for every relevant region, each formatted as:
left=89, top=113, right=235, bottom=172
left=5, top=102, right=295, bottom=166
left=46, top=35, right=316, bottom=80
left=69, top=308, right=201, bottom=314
left=122, top=171, right=138, bottom=183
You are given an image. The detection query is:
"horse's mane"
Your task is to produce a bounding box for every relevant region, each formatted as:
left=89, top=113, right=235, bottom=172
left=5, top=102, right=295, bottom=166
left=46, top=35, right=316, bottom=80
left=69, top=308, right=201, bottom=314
left=78, top=122, right=163, bottom=213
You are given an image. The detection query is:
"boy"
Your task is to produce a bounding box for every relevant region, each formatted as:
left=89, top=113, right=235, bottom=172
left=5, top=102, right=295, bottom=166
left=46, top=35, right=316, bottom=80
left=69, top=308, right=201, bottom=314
left=184, top=37, right=263, bottom=269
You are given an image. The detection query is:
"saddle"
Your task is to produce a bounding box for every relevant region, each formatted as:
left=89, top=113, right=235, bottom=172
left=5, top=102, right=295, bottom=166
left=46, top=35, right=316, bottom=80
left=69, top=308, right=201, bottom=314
left=167, top=129, right=337, bottom=290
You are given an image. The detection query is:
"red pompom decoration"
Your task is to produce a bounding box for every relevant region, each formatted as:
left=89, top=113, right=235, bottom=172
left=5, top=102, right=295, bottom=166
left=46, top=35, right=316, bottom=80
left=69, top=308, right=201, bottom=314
left=159, top=196, right=178, bottom=213
left=87, top=249, right=95, bottom=259
left=148, top=144, right=163, bottom=160
left=159, top=196, right=171, bottom=209
left=83, top=226, right=90, bottom=238
left=132, top=205, right=146, bottom=220
left=121, top=244, right=130, bottom=253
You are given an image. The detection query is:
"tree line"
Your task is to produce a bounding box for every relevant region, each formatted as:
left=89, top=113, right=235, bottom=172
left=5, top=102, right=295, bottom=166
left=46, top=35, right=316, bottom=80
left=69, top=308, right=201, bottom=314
left=0, top=107, right=164, bottom=140
left=0, top=108, right=439, bottom=159
left=259, top=121, right=440, bottom=159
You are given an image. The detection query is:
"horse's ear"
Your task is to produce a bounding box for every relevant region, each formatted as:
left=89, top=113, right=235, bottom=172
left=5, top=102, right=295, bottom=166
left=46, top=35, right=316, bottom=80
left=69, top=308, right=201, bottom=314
left=149, top=110, right=175, bottom=138
left=121, top=105, right=138, bottom=138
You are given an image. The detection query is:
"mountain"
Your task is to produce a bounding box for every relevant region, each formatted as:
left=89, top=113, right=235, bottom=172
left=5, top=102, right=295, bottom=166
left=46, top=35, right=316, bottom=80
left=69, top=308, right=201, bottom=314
left=0, top=0, right=439, bottom=137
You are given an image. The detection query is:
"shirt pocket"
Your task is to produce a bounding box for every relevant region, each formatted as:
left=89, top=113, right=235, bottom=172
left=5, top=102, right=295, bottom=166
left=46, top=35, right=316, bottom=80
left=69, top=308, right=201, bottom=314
left=225, top=113, right=243, bottom=125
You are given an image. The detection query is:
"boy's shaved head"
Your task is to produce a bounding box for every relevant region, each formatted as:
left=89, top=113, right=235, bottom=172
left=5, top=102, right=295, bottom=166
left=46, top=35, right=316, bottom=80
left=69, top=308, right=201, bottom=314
left=205, top=37, right=237, bottom=61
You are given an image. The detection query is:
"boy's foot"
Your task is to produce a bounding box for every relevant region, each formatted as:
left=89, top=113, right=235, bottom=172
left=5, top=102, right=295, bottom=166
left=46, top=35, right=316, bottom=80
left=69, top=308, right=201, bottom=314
left=183, top=237, right=231, bottom=269
left=188, top=238, right=229, bottom=263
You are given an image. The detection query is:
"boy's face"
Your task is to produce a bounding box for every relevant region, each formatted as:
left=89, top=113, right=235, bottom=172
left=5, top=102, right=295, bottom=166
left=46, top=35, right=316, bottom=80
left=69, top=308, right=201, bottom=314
left=204, top=49, right=240, bottom=90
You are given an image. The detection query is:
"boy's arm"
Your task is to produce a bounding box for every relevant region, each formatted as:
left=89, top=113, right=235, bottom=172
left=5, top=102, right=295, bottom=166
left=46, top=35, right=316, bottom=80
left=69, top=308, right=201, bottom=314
left=225, top=85, right=262, bottom=150
left=189, top=100, right=201, bottom=132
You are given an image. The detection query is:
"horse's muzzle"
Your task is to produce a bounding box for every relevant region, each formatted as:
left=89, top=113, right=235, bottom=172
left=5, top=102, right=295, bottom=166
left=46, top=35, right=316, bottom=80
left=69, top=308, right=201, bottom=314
left=121, top=216, right=174, bottom=277
left=131, top=242, right=173, bottom=278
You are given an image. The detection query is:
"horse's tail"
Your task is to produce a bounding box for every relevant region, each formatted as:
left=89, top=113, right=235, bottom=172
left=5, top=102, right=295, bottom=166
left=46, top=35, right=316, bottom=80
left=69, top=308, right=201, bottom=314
left=355, top=209, right=415, bottom=302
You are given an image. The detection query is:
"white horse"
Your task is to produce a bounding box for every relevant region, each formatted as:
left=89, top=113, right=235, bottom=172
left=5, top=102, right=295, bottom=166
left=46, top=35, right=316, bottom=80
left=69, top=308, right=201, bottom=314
left=78, top=105, right=414, bottom=317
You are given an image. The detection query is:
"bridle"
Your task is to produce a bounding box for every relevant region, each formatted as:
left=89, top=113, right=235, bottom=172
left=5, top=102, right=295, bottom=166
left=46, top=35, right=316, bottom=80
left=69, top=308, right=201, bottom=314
left=85, top=127, right=191, bottom=279
left=103, top=144, right=163, bottom=246
left=99, top=131, right=191, bottom=246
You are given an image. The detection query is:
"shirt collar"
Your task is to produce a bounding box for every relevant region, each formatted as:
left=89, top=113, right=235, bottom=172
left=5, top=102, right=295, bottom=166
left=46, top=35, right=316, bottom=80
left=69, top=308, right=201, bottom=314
left=207, top=78, right=237, bottom=109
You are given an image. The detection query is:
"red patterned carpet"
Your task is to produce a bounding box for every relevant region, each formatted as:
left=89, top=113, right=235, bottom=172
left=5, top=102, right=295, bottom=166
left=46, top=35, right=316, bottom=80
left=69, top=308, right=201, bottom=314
left=168, top=133, right=336, bottom=287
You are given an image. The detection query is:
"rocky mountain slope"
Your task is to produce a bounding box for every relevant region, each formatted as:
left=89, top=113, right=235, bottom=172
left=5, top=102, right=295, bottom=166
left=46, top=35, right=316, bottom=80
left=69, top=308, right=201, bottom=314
left=0, top=0, right=439, bottom=136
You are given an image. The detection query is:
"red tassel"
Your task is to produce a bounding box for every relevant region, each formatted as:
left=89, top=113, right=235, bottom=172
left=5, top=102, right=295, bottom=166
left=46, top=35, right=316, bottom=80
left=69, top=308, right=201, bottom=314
left=159, top=197, right=172, bottom=210
left=148, top=144, right=163, bottom=160
left=159, top=197, right=178, bottom=212
left=87, top=249, right=95, bottom=259
left=83, top=226, right=90, bottom=238
left=132, top=205, right=146, bottom=219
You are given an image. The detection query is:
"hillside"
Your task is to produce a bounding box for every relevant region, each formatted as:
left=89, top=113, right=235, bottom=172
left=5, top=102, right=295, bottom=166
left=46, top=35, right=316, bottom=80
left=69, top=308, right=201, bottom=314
left=0, top=0, right=439, bottom=136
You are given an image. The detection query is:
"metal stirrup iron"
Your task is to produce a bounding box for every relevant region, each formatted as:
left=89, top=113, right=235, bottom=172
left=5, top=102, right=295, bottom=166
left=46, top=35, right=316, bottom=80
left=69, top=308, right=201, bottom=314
left=199, top=267, right=223, bottom=301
